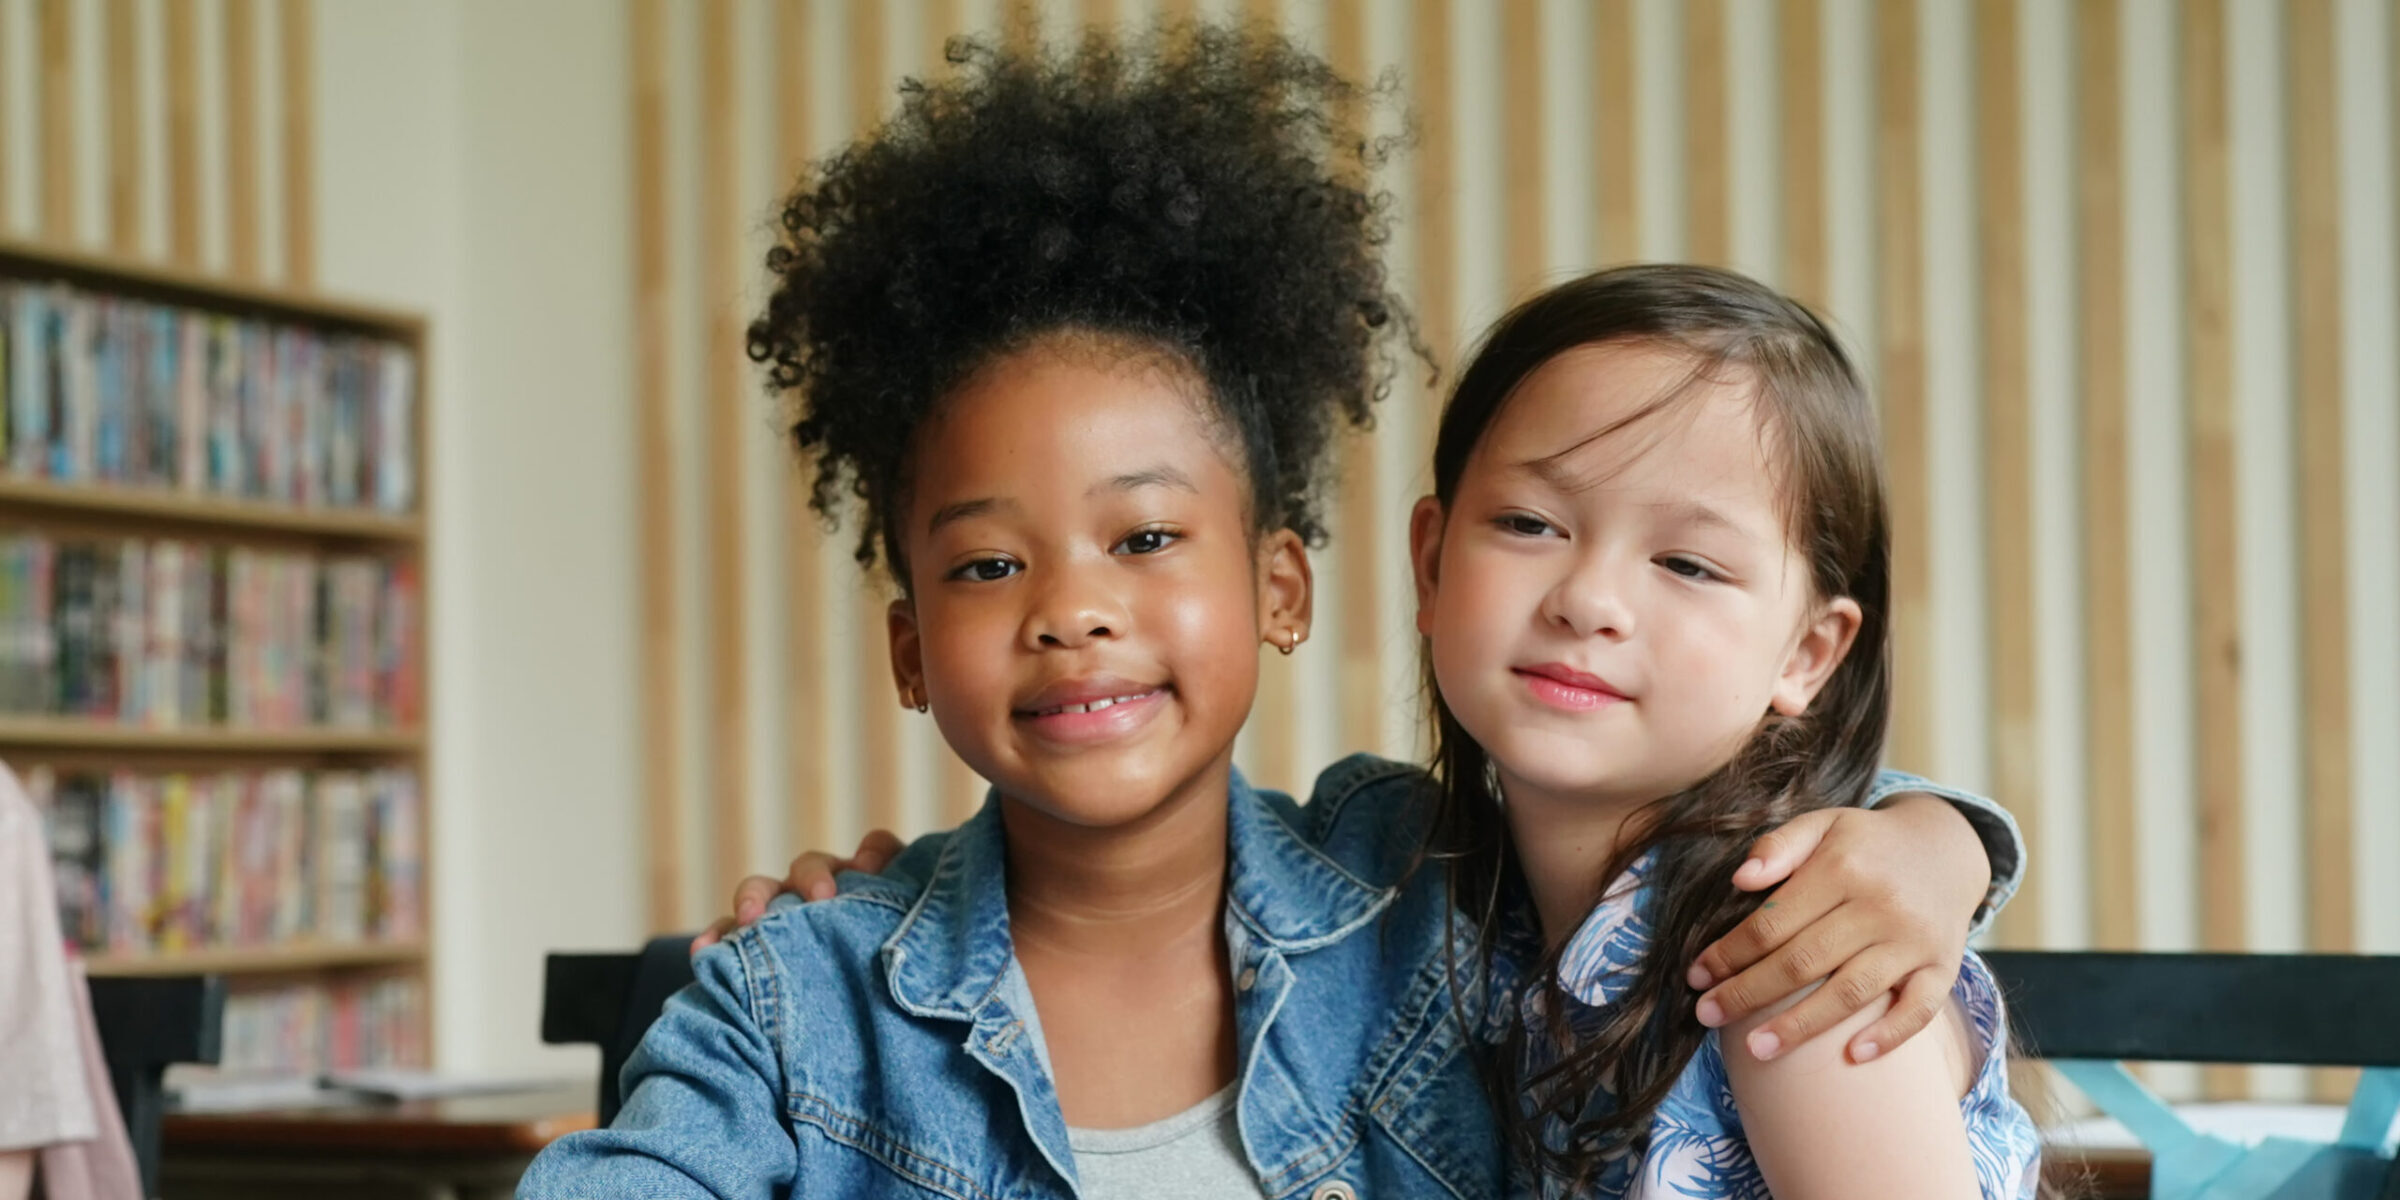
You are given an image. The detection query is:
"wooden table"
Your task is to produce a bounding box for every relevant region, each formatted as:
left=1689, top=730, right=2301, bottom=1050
left=2047, top=1145, right=2150, bottom=1199
left=158, top=1083, right=594, bottom=1200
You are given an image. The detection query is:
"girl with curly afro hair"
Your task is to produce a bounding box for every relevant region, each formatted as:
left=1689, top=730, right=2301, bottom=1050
left=524, top=25, right=1516, bottom=1200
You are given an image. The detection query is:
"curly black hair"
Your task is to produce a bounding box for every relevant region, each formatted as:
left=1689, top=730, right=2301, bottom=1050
left=746, top=23, right=1422, bottom=576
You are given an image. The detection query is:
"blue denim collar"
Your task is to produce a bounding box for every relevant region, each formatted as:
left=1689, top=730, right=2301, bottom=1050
left=880, top=768, right=1399, bottom=1019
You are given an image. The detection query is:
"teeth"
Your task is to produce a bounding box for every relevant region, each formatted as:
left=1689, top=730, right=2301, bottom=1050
left=1040, top=691, right=1151, bottom=716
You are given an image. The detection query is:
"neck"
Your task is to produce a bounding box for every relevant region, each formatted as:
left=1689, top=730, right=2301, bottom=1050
left=999, top=761, right=1234, bottom=961
left=1494, top=767, right=1653, bottom=952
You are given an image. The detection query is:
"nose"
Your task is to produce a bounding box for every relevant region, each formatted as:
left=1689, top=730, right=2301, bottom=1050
left=1021, top=558, right=1127, bottom=650
left=1541, top=549, right=1634, bottom=640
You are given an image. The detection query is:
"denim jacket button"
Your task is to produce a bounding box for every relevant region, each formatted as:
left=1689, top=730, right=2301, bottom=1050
left=1308, top=1181, right=1356, bottom=1200
left=1237, top=967, right=1258, bottom=992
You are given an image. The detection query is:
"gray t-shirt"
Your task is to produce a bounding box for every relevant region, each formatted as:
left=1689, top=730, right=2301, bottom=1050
left=1068, top=1083, right=1266, bottom=1200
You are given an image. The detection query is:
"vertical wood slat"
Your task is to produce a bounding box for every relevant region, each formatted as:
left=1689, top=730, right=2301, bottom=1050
left=1501, top=0, right=1544, bottom=295
left=1976, top=0, right=2039, bottom=949
left=1874, top=0, right=1932, bottom=774
left=852, top=0, right=905, bottom=837
left=1593, top=0, right=1637, bottom=264
left=107, top=0, right=140, bottom=251
left=0, top=1, right=9, bottom=230
left=1245, top=0, right=1299, bottom=795
left=702, top=0, right=752, bottom=895
left=922, top=0, right=986, bottom=825
left=39, top=0, right=75, bottom=241
left=2077, top=0, right=2138, bottom=953
left=1003, top=0, right=1039, bottom=55
left=1684, top=0, right=1728, bottom=266
left=778, top=0, right=835, bottom=851
left=2288, top=0, right=2356, bottom=1103
left=1412, top=0, right=1456, bottom=440
left=225, top=0, right=260, bottom=278
left=631, top=0, right=686, bottom=932
left=2182, top=0, right=2247, bottom=1102
left=1329, top=0, right=1381, bottom=761
left=1781, top=0, right=1826, bottom=309
left=166, top=0, right=200, bottom=266
left=281, top=0, right=316, bottom=285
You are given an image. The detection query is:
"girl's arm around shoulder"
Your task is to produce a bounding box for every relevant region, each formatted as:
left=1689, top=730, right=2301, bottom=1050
left=1721, top=978, right=1984, bottom=1200
left=518, top=937, right=797, bottom=1199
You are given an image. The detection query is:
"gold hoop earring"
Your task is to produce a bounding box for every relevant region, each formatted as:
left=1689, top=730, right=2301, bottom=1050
left=1277, top=629, right=1298, bottom=656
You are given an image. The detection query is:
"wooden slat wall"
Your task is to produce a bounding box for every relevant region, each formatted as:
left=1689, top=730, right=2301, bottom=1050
left=280, top=0, right=315, bottom=284
left=1500, top=0, right=1543, bottom=295
left=39, top=0, right=74, bottom=240
left=1780, top=0, right=1824, bottom=310
left=1683, top=0, right=1727, bottom=268
left=1977, top=0, right=2037, bottom=950
left=107, top=0, right=139, bottom=249
left=701, top=0, right=751, bottom=901
left=2181, top=0, right=2243, bottom=1101
left=2077, top=0, right=2138, bottom=954
left=1874, top=0, right=1932, bottom=775
left=1327, top=0, right=1380, bottom=761
left=2287, top=0, right=2356, bottom=1104
left=226, top=0, right=260, bottom=278
left=1593, top=0, right=1636, bottom=265
left=629, top=0, right=684, bottom=932
left=166, top=0, right=201, bottom=265
left=852, top=0, right=906, bottom=837
left=777, top=0, right=833, bottom=855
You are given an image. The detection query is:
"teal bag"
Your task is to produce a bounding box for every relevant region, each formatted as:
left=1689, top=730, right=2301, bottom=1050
left=2054, top=1062, right=2400, bottom=1199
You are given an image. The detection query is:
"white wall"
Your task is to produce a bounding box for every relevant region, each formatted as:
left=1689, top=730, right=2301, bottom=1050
left=312, top=0, right=643, bottom=1077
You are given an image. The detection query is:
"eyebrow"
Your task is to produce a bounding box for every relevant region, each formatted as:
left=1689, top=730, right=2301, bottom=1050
left=926, top=497, right=1012, bottom=534
left=1647, top=499, right=1753, bottom=539
left=1091, top=465, right=1198, bottom=497
left=924, top=466, right=1198, bottom=535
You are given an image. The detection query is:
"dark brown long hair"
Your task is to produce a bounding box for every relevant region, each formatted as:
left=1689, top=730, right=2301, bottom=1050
left=1418, top=264, right=1892, bottom=1190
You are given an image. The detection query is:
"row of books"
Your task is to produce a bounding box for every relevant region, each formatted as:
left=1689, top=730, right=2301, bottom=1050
left=216, top=976, right=430, bottom=1073
left=33, top=765, right=423, bottom=955
left=0, top=533, right=421, bottom=728
left=0, top=280, right=417, bottom=511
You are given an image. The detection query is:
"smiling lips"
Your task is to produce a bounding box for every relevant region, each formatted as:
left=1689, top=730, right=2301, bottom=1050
left=1513, top=663, right=1631, bottom=713
left=1014, top=676, right=1171, bottom=744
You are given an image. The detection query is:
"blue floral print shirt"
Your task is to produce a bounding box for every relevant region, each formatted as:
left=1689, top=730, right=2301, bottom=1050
left=1536, top=846, right=2044, bottom=1200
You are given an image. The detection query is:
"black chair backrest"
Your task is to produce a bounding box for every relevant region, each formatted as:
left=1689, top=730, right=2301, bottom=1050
left=542, top=935, right=698, bottom=1125
left=87, top=974, right=225, bottom=1199
left=1984, top=951, right=2400, bottom=1067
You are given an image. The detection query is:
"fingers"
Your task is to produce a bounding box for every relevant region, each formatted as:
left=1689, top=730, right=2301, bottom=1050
left=853, top=828, right=904, bottom=875
left=689, top=916, right=736, bottom=957
left=1740, top=946, right=1912, bottom=1062
left=1688, top=875, right=1843, bottom=991
left=1848, top=966, right=1957, bottom=1064
left=1693, top=902, right=1850, bottom=1029
left=1732, top=808, right=1840, bottom=893
left=781, top=853, right=846, bottom=902
left=728, top=874, right=783, bottom=925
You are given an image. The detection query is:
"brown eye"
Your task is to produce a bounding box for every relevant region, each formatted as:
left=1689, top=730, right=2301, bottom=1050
left=1113, top=528, right=1178, bottom=555
left=948, top=557, right=1021, bottom=582
left=1497, top=513, right=1555, bottom=538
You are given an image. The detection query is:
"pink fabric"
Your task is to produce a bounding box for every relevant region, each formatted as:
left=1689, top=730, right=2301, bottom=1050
left=0, top=764, right=139, bottom=1199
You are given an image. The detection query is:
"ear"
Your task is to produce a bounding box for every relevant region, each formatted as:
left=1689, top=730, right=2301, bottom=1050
left=1254, top=528, right=1314, bottom=649
left=1408, top=495, right=1447, bottom=637
left=1769, top=596, right=1863, bottom=717
left=887, top=595, right=926, bottom=709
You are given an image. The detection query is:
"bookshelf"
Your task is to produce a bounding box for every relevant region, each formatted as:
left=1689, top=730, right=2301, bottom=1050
left=0, top=237, right=434, bottom=1071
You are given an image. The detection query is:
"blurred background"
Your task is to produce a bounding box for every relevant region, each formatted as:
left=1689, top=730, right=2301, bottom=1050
left=2, top=0, right=2393, bottom=1119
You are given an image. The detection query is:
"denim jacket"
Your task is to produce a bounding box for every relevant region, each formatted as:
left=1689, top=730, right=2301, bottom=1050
left=517, top=757, right=2022, bottom=1200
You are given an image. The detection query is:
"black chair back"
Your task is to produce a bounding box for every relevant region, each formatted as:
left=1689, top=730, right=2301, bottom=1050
left=1983, top=951, right=2400, bottom=1067
left=87, top=974, right=225, bottom=1199
left=542, top=935, right=697, bottom=1125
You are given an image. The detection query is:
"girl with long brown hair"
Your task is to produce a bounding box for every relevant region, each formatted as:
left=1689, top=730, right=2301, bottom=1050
left=1409, top=263, right=2040, bottom=1198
